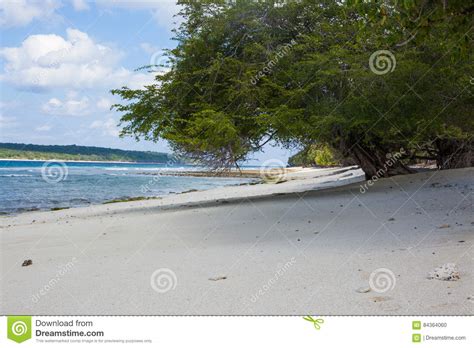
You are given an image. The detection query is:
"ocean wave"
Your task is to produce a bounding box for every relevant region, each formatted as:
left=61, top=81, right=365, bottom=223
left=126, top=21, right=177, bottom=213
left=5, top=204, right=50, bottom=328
left=0, top=174, right=33, bottom=177
left=0, top=167, right=36, bottom=171
left=103, top=167, right=163, bottom=171
left=104, top=167, right=131, bottom=171
left=103, top=166, right=207, bottom=172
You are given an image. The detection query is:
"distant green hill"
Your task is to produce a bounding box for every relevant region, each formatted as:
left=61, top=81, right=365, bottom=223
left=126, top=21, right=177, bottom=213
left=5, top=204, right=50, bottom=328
left=0, top=143, right=179, bottom=163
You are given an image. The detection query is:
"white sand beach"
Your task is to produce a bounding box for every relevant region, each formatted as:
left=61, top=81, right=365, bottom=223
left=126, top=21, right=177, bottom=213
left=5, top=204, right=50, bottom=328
left=0, top=167, right=472, bottom=315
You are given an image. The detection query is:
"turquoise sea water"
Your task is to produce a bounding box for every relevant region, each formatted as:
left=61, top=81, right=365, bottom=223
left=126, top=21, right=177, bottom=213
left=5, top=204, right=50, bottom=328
left=0, top=160, right=255, bottom=214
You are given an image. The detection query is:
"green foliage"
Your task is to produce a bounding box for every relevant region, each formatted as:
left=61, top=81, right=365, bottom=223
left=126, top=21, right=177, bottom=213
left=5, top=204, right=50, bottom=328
left=313, top=145, right=339, bottom=167
left=0, top=143, right=175, bottom=163
left=112, top=0, right=473, bottom=175
left=288, top=144, right=339, bottom=167
left=349, top=0, right=473, bottom=54
left=287, top=149, right=312, bottom=167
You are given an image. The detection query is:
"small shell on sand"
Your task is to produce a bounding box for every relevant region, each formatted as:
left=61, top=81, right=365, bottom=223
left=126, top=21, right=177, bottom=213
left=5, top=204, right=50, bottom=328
left=356, top=287, right=371, bottom=293
left=209, top=276, right=227, bottom=281
left=428, top=263, right=460, bottom=281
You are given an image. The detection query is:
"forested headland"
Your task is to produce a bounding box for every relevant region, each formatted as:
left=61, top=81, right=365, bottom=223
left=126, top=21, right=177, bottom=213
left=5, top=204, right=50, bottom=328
left=0, top=143, right=176, bottom=163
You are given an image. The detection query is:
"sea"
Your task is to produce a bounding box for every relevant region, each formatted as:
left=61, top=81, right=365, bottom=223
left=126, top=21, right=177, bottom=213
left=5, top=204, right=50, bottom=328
left=0, top=160, right=256, bottom=214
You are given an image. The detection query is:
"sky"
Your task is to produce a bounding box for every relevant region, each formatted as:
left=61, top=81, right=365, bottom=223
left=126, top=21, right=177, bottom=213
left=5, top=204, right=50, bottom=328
left=0, top=0, right=295, bottom=164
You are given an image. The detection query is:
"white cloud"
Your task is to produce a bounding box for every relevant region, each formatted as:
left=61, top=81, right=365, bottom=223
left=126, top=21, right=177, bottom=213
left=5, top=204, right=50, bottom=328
left=0, top=0, right=181, bottom=29
left=0, top=0, right=61, bottom=27
left=150, top=0, right=182, bottom=30
left=71, top=0, right=89, bottom=11
left=140, top=42, right=159, bottom=55
left=97, top=0, right=182, bottom=30
left=66, top=90, right=80, bottom=99
left=0, top=115, right=17, bottom=129
left=96, top=97, right=112, bottom=111
left=0, top=28, right=154, bottom=91
left=90, top=118, right=119, bottom=137
left=36, top=125, right=52, bottom=132
left=42, top=96, right=90, bottom=116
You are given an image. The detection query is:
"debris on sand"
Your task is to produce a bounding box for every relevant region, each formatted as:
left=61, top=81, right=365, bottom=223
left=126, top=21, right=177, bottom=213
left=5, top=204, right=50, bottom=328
left=22, top=259, right=33, bottom=267
left=438, top=224, right=450, bottom=229
left=209, top=276, right=227, bottom=281
left=428, top=263, right=460, bottom=281
left=356, top=286, right=371, bottom=293
left=372, top=296, right=391, bottom=302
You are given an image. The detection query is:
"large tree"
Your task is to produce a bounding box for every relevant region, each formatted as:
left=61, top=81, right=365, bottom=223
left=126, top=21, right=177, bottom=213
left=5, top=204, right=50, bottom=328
left=112, top=0, right=473, bottom=177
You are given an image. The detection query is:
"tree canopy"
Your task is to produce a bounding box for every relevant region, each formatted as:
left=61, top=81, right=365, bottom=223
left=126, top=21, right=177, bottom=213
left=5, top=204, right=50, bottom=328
left=112, top=0, right=473, bottom=177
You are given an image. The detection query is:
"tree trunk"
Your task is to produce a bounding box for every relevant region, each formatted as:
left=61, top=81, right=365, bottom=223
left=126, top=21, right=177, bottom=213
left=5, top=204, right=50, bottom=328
left=350, top=143, right=414, bottom=179
left=334, top=131, right=414, bottom=179
left=435, top=138, right=474, bottom=169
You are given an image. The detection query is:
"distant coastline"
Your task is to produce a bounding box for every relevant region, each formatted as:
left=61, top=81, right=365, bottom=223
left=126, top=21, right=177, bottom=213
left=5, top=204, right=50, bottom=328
left=0, top=142, right=179, bottom=164
left=0, top=158, right=158, bottom=164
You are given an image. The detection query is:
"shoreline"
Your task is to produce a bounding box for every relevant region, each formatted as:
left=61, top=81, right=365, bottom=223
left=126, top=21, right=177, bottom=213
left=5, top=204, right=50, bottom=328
left=1, top=166, right=362, bottom=218
left=1, top=165, right=340, bottom=215
left=137, top=166, right=307, bottom=178
left=1, top=167, right=472, bottom=315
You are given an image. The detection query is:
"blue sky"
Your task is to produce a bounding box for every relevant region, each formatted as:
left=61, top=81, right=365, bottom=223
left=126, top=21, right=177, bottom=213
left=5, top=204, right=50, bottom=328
left=0, top=0, right=295, bottom=164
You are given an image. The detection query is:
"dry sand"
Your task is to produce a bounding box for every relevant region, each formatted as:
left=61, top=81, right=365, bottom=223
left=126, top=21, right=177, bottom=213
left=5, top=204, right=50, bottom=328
left=0, top=167, right=472, bottom=315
